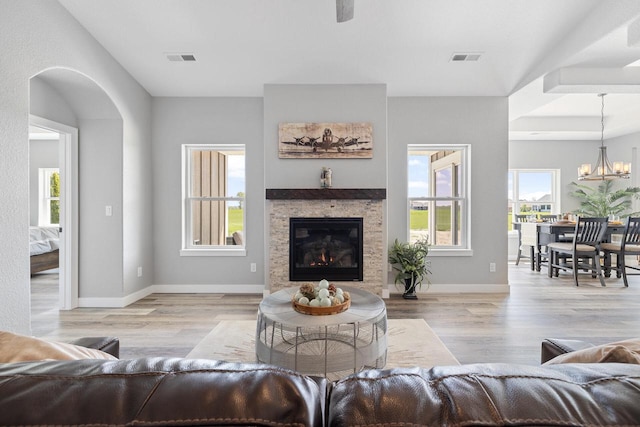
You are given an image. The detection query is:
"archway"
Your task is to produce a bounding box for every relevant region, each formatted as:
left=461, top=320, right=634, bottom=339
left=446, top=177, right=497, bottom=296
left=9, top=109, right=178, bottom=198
left=29, top=68, right=122, bottom=317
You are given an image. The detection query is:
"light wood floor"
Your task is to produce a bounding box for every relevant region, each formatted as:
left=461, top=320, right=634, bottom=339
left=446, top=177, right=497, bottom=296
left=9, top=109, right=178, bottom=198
left=30, top=262, right=640, bottom=365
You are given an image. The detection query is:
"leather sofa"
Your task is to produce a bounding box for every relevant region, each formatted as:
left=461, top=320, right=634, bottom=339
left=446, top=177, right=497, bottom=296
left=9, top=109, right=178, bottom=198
left=1, top=337, right=639, bottom=426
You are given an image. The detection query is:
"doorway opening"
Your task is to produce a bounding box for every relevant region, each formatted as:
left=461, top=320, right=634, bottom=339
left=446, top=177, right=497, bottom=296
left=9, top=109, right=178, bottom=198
left=29, top=117, right=78, bottom=311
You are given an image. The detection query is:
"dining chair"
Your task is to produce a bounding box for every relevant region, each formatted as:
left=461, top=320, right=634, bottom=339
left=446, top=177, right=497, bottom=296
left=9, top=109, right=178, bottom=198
left=602, top=217, right=640, bottom=287
left=547, top=217, right=608, bottom=286
left=514, top=214, right=531, bottom=266
left=540, top=214, right=558, bottom=223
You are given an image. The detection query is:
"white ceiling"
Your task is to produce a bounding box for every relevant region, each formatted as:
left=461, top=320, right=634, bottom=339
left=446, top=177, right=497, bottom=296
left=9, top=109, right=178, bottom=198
left=57, top=0, right=640, bottom=141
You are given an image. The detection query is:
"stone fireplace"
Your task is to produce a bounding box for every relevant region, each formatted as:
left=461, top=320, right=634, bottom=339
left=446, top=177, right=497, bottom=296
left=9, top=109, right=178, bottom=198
left=266, top=188, right=386, bottom=296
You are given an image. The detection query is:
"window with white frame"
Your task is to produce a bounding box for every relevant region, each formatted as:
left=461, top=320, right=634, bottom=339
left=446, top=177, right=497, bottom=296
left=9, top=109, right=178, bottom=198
left=508, top=169, right=560, bottom=229
left=39, top=168, right=60, bottom=226
left=408, top=145, right=470, bottom=251
left=182, top=144, right=245, bottom=254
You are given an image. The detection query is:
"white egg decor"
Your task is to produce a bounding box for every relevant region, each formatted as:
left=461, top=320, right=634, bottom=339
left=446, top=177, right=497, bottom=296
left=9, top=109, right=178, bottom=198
left=292, top=279, right=351, bottom=315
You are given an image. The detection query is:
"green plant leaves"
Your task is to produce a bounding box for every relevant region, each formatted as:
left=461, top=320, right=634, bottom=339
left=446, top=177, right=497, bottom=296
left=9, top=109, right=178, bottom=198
left=388, top=238, right=431, bottom=288
left=568, top=181, right=640, bottom=218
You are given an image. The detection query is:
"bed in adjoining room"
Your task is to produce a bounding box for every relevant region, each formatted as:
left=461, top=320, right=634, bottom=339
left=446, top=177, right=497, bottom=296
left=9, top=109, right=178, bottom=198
left=30, top=226, right=59, bottom=275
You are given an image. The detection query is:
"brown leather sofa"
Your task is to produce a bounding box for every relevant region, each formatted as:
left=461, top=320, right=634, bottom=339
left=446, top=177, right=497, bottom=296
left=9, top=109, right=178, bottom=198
left=1, top=337, right=639, bottom=426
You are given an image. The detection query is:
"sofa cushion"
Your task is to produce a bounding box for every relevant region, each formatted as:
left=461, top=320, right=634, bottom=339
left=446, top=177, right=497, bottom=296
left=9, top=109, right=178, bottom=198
left=0, top=331, right=117, bottom=362
left=327, top=363, right=640, bottom=426
left=0, top=358, right=327, bottom=426
left=544, top=338, right=640, bottom=365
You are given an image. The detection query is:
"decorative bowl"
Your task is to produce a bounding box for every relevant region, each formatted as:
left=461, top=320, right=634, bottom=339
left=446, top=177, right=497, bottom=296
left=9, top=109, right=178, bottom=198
left=292, top=299, right=350, bottom=316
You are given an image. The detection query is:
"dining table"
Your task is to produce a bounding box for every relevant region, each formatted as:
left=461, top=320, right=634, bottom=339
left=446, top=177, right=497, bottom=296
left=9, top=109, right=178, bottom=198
left=512, top=220, right=625, bottom=273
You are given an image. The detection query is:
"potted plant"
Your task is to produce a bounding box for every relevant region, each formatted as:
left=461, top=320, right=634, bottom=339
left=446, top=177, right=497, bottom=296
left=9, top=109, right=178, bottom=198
left=388, top=237, right=431, bottom=299
left=568, top=181, right=640, bottom=218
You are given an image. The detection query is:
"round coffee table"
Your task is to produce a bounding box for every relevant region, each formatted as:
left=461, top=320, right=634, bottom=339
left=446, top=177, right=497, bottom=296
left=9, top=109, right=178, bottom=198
left=256, top=286, right=387, bottom=378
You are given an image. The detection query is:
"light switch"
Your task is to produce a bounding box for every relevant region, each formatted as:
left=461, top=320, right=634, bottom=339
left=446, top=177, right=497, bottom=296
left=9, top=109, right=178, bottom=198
left=105, top=205, right=112, bottom=216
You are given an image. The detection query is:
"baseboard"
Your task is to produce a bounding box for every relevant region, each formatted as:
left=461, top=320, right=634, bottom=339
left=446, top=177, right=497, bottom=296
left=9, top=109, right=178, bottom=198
left=78, top=284, right=264, bottom=307
left=151, top=284, right=264, bottom=294
left=78, top=282, right=508, bottom=308
left=387, top=283, right=510, bottom=294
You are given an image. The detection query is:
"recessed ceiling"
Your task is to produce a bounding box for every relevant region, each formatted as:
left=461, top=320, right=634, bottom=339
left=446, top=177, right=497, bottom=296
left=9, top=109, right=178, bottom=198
left=57, top=0, right=640, bottom=141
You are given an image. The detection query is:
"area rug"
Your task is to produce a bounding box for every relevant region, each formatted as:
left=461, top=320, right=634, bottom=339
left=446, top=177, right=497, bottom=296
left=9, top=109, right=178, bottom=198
left=187, top=318, right=458, bottom=373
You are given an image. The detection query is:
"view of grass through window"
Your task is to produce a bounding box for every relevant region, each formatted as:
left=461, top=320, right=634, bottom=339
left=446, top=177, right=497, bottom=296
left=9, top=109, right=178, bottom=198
left=408, top=146, right=467, bottom=248
left=184, top=145, right=245, bottom=248
left=508, top=170, right=556, bottom=230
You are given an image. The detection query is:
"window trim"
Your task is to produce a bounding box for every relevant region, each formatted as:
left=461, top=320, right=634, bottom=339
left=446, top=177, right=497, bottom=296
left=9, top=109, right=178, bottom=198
left=509, top=168, right=560, bottom=217
left=407, top=144, right=472, bottom=255
left=180, top=144, right=246, bottom=256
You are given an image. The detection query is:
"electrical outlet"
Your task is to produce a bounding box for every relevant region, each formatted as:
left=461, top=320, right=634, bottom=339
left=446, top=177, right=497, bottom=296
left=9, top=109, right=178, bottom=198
left=250, top=263, right=257, bottom=273
left=489, top=262, right=496, bottom=272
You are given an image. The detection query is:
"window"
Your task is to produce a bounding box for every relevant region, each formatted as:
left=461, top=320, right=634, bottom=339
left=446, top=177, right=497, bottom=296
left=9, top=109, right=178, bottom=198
left=39, top=168, right=60, bottom=226
left=508, top=169, right=559, bottom=230
left=408, top=145, right=470, bottom=253
left=182, top=145, right=245, bottom=255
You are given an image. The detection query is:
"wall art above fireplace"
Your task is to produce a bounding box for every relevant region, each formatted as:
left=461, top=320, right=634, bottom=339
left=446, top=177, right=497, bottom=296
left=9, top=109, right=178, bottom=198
left=289, top=217, right=364, bottom=282
left=278, top=122, right=373, bottom=159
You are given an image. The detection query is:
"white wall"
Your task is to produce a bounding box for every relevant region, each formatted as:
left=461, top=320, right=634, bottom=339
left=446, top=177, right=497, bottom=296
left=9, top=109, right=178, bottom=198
left=152, top=97, right=264, bottom=288
left=0, top=0, right=151, bottom=333
left=388, top=97, right=509, bottom=289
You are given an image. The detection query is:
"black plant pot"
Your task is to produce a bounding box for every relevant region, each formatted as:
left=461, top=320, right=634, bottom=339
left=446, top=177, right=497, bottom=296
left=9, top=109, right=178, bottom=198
left=403, top=278, right=418, bottom=300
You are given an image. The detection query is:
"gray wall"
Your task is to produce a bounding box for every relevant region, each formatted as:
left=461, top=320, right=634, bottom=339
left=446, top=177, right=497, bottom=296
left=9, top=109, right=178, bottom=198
left=152, top=89, right=511, bottom=290
left=29, top=140, right=59, bottom=226
left=0, top=0, right=151, bottom=333
left=388, top=97, right=509, bottom=287
left=152, top=97, right=265, bottom=286
left=509, top=136, right=640, bottom=214
left=264, top=84, right=388, bottom=189
left=78, top=119, right=124, bottom=297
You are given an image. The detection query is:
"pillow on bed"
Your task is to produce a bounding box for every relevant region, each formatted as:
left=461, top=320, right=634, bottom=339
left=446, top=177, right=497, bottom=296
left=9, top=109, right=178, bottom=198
left=544, top=338, right=640, bottom=365
left=0, top=331, right=117, bottom=363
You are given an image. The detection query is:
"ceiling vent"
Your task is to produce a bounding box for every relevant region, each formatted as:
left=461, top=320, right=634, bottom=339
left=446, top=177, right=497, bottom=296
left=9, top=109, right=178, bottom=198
left=166, top=53, right=196, bottom=62
left=450, top=53, right=481, bottom=62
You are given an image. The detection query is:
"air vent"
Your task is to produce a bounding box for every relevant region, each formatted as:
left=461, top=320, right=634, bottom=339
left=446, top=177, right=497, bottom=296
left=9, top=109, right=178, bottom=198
left=450, top=52, right=482, bottom=62
left=166, top=53, right=196, bottom=62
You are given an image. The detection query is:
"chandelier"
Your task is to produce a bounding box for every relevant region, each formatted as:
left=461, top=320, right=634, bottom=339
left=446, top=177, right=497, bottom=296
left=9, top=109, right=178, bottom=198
left=578, top=94, right=630, bottom=181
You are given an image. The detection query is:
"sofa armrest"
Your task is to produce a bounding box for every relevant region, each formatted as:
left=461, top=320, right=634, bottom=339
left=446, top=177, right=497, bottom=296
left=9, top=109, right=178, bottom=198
left=541, top=338, right=594, bottom=363
left=68, top=337, right=120, bottom=358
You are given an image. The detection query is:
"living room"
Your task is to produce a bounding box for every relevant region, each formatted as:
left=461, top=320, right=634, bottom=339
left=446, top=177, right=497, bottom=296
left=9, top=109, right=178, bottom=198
left=3, top=1, right=640, bottom=335
left=4, top=2, right=640, bottom=424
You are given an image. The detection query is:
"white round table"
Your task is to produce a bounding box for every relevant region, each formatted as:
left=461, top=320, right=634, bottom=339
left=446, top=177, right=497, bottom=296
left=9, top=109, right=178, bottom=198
left=255, top=286, right=387, bottom=378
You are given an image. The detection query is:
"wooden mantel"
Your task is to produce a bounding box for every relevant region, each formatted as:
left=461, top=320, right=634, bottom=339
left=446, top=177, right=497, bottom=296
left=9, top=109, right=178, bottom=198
left=265, top=188, right=386, bottom=200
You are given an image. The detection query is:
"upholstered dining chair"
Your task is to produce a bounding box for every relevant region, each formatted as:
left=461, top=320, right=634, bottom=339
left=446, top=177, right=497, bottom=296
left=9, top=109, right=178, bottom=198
left=547, top=217, right=608, bottom=287
left=602, top=217, right=640, bottom=287
left=514, top=214, right=531, bottom=266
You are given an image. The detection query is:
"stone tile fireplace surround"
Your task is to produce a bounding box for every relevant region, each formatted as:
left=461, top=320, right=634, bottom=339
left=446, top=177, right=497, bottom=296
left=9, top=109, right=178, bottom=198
left=266, top=189, right=386, bottom=296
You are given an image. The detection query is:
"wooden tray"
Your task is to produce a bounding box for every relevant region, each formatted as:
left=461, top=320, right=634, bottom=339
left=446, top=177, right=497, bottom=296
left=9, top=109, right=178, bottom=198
left=292, top=298, right=350, bottom=316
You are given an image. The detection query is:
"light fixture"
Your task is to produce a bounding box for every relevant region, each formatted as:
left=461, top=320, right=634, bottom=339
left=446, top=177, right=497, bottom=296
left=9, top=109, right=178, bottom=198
left=578, top=93, right=631, bottom=181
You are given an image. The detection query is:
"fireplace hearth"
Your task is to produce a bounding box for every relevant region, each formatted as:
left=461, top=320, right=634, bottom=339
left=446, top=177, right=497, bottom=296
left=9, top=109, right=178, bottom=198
left=289, top=217, right=363, bottom=281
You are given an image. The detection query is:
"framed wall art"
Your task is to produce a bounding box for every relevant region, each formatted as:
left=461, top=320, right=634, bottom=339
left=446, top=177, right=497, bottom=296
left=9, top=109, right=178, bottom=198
left=278, top=122, right=373, bottom=159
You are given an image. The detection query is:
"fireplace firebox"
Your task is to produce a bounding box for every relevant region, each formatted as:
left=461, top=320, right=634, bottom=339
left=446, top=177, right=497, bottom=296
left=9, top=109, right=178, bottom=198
left=289, top=217, right=363, bottom=281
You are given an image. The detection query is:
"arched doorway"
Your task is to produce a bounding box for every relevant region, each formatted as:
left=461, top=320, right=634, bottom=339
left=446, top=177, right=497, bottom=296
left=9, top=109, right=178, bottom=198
left=29, top=68, right=121, bottom=317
